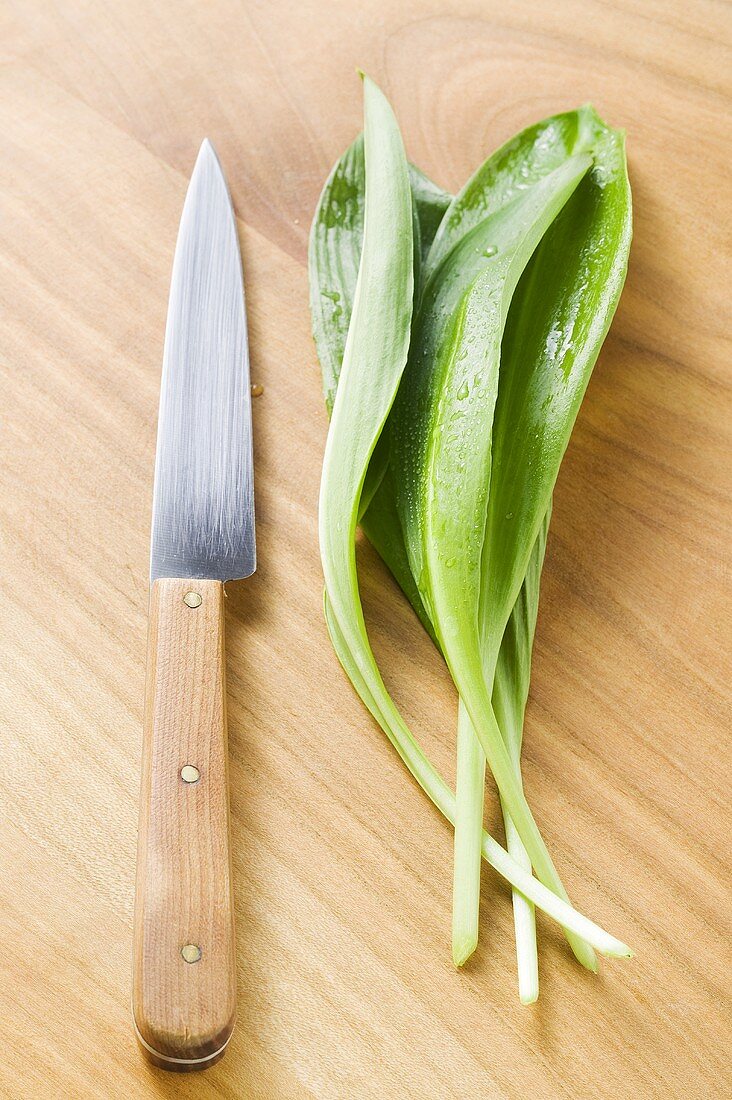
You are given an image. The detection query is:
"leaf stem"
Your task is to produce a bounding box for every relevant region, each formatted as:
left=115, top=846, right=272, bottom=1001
left=449, top=647, right=598, bottom=971
left=502, top=798, right=539, bottom=1002
left=451, top=699, right=485, bottom=966
left=324, top=593, right=632, bottom=960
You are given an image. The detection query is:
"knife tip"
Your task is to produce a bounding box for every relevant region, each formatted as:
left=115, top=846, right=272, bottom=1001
left=199, top=134, right=216, bottom=156
left=190, top=138, right=228, bottom=192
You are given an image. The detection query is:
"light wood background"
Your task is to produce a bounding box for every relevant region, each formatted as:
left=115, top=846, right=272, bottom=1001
left=1, top=1, right=730, bottom=1097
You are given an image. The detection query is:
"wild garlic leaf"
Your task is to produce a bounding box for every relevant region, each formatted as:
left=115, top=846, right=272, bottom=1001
left=318, top=71, right=415, bottom=766
left=393, top=155, right=590, bottom=629
left=309, top=135, right=364, bottom=418
left=392, top=153, right=594, bottom=940
left=410, top=162, right=454, bottom=263
left=419, top=106, right=616, bottom=975
left=359, top=465, right=438, bottom=644
left=309, top=132, right=451, bottom=416
left=309, top=128, right=450, bottom=628
left=480, top=123, right=632, bottom=656
left=427, top=112, right=632, bottom=976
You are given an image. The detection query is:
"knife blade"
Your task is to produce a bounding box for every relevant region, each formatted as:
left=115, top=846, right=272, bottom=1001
left=133, top=140, right=253, bottom=1072
left=150, top=139, right=255, bottom=583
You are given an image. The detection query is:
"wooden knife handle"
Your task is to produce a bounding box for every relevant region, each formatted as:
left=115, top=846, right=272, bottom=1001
left=133, top=578, right=236, bottom=1071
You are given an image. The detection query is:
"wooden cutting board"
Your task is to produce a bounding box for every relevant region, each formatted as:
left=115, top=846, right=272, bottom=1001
left=1, top=2, right=729, bottom=1097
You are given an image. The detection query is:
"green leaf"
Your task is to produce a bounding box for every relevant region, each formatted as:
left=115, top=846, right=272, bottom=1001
left=472, top=120, right=631, bottom=974
left=309, top=132, right=451, bottom=417
left=309, top=130, right=450, bottom=629
left=426, top=106, right=614, bottom=974
left=318, top=73, right=414, bottom=695
left=410, top=161, right=453, bottom=263
left=309, top=134, right=364, bottom=418
left=492, top=509, right=550, bottom=757
left=481, top=123, right=632, bottom=651
left=391, top=154, right=593, bottom=936
left=359, top=465, right=438, bottom=644
left=411, top=109, right=631, bottom=977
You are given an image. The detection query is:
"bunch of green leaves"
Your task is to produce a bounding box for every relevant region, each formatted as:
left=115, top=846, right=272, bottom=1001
left=311, top=74, right=632, bottom=1000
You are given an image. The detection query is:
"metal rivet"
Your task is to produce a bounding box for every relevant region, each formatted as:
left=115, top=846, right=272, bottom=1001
left=251, top=383, right=264, bottom=398
left=181, top=944, right=202, bottom=964
left=183, top=591, right=202, bottom=608
left=181, top=764, right=200, bottom=784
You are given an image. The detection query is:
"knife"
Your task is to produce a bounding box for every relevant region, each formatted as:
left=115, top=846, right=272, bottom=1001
left=132, top=140, right=254, bottom=1071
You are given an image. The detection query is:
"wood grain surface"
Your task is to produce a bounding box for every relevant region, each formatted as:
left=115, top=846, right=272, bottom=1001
left=0, top=1, right=730, bottom=1097
left=133, top=579, right=236, bottom=1069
